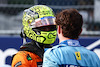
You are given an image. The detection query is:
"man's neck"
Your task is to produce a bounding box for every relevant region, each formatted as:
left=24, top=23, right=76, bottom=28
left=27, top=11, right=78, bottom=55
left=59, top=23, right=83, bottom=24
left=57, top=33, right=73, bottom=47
left=59, top=36, right=70, bottom=43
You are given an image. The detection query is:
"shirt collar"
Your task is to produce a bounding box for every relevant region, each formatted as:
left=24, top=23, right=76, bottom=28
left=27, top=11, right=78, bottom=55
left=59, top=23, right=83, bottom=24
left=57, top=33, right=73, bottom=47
left=60, top=39, right=81, bottom=46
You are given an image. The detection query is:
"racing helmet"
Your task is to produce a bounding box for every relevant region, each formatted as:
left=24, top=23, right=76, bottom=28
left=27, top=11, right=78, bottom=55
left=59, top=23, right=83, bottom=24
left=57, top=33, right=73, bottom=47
left=22, top=5, right=57, bottom=44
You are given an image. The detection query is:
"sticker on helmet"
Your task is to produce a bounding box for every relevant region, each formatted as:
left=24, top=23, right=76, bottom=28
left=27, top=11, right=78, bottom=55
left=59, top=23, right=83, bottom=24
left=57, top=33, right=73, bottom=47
left=30, top=17, right=56, bottom=28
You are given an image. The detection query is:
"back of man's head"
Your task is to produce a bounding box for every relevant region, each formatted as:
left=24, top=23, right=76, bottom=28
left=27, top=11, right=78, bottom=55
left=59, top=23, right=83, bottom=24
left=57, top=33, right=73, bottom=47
left=55, top=9, right=83, bottom=39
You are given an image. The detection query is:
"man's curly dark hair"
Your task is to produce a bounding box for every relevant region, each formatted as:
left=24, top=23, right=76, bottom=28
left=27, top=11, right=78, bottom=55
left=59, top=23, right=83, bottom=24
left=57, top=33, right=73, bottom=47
left=55, top=9, right=83, bottom=39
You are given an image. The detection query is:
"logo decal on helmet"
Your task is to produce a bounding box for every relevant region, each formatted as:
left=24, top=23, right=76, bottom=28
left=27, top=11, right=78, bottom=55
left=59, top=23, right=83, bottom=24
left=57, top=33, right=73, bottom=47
left=48, top=32, right=56, bottom=39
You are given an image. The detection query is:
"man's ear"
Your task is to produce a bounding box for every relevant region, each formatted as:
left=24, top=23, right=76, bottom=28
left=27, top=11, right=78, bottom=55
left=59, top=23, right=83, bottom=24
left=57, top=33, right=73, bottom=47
left=57, top=25, right=61, bottom=34
left=79, top=28, right=82, bottom=35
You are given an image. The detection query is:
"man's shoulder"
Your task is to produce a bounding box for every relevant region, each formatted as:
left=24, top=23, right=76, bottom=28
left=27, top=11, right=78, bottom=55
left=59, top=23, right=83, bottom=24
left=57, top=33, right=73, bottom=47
left=45, top=45, right=66, bottom=54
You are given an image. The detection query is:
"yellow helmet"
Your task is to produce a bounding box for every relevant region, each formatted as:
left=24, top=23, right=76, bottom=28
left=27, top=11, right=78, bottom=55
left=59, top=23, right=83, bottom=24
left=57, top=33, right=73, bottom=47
left=22, top=5, right=57, bottom=44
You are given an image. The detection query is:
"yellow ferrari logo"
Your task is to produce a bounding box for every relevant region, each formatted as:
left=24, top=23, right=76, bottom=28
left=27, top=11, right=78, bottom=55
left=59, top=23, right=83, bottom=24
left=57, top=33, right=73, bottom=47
left=75, top=52, right=81, bottom=60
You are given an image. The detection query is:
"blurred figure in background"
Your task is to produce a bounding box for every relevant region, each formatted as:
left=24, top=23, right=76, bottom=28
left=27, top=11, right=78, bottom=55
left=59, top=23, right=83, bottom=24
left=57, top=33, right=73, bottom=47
left=43, top=9, right=100, bottom=67
left=11, top=5, right=57, bottom=67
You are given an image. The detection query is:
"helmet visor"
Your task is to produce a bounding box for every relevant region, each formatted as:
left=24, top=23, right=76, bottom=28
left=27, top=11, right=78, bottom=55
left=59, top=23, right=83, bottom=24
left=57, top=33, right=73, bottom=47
left=29, top=16, right=56, bottom=28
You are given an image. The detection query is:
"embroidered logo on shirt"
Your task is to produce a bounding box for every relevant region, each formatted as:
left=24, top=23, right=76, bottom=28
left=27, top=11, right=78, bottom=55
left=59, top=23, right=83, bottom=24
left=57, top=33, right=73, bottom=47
left=27, top=54, right=32, bottom=61
left=75, top=52, right=81, bottom=60
left=14, top=61, right=22, bottom=67
left=67, top=40, right=80, bottom=46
